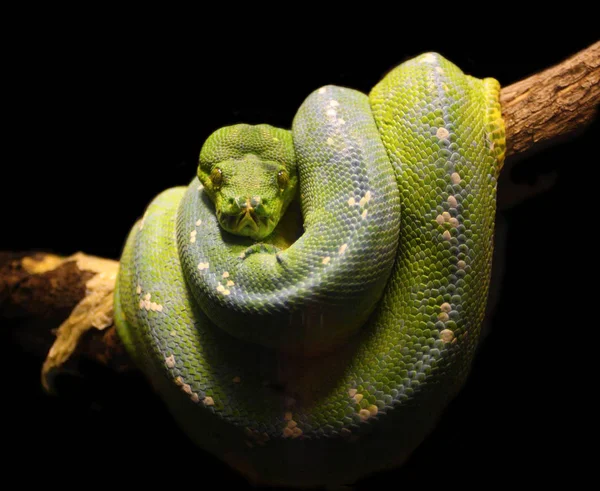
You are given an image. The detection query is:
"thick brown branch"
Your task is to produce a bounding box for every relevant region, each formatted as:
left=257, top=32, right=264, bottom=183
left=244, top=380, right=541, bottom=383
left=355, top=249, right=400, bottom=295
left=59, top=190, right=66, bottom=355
left=0, top=252, right=133, bottom=389
left=501, top=41, right=600, bottom=159
left=1, top=43, right=599, bottom=381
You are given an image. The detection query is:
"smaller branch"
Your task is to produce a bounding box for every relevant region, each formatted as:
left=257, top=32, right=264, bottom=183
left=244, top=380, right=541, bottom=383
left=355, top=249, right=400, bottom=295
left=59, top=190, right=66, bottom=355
left=1, top=252, right=132, bottom=392
left=501, top=41, right=600, bottom=159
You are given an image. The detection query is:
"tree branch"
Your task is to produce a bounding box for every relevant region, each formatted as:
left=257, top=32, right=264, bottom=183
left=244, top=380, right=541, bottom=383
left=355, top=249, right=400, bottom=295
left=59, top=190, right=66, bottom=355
left=1, top=42, right=598, bottom=385
left=501, top=40, right=599, bottom=159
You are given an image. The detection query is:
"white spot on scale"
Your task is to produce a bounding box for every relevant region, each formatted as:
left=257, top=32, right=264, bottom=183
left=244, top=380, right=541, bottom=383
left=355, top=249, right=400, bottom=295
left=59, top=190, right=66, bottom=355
left=440, top=329, right=454, bottom=343
left=348, top=388, right=357, bottom=398
left=421, top=53, right=437, bottom=64
left=442, top=230, right=452, bottom=241
left=197, top=184, right=204, bottom=191
left=329, top=100, right=339, bottom=107
left=226, top=280, right=235, bottom=287
left=216, top=283, right=225, bottom=292
left=338, top=244, right=347, bottom=255
left=338, top=118, right=345, bottom=125
left=457, top=260, right=466, bottom=269
left=322, top=256, right=331, bottom=265
left=451, top=172, right=461, bottom=185
left=282, top=425, right=303, bottom=438
left=136, top=285, right=142, bottom=294
left=436, top=215, right=445, bottom=226
left=195, top=219, right=202, bottom=226
left=326, top=109, right=337, bottom=117
left=182, top=384, right=192, bottom=395
left=440, top=302, right=452, bottom=312
left=442, top=211, right=451, bottom=222
left=438, top=312, right=449, bottom=322
left=222, top=289, right=231, bottom=296
left=327, top=137, right=334, bottom=145
left=191, top=393, right=200, bottom=403
left=449, top=217, right=459, bottom=228
left=165, top=354, right=176, bottom=368
left=222, top=271, right=230, bottom=278
left=198, top=262, right=209, bottom=270
left=435, top=66, right=444, bottom=74
left=436, top=127, right=450, bottom=139
left=357, top=192, right=372, bottom=207
left=361, top=210, right=368, bottom=220
left=203, top=396, right=214, bottom=406
left=139, top=294, right=163, bottom=312
left=318, top=87, right=327, bottom=94
left=353, top=393, right=363, bottom=403
left=448, top=195, right=458, bottom=208
left=139, top=210, right=148, bottom=230
left=348, top=197, right=356, bottom=206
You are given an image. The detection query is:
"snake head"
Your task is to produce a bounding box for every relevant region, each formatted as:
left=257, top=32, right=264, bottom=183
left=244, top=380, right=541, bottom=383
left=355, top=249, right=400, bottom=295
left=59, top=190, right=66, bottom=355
left=198, top=124, right=298, bottom=240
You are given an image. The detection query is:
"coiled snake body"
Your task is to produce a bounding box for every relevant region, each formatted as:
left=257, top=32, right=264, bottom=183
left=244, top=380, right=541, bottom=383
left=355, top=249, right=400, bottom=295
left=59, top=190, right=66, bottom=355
left=114, top=53, right=505, bottom=487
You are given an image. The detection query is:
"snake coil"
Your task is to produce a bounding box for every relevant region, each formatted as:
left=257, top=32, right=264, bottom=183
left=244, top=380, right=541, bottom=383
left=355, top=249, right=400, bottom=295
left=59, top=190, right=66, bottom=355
left=114, top=53, right=505, bottom=487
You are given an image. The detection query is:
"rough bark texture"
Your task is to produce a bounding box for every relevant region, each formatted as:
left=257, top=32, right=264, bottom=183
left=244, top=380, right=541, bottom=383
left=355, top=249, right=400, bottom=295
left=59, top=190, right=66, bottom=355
left=0, top=252, right=133, bottom=385
left=501, top=41, right=599, bottom=160
left=1, top=42, right=598, bottom=382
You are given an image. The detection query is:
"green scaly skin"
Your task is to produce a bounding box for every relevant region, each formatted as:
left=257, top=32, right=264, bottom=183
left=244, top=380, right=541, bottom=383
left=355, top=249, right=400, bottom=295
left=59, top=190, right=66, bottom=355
left=114, top=53, right=505, bottom=487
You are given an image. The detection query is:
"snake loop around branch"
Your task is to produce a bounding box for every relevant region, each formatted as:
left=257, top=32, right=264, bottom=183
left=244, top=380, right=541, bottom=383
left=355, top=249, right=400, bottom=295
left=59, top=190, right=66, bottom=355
left=114, top=52, right=505, bottom=487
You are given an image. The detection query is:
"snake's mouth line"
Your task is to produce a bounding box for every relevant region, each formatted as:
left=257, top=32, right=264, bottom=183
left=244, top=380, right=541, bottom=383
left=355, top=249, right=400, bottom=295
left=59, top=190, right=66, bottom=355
left=218, top=209, right=273, bottom=236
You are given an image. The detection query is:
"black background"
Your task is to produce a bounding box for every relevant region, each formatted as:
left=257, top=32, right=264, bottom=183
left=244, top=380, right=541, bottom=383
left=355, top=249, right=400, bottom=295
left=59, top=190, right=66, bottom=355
left=3, top=18, right=597, bottom=489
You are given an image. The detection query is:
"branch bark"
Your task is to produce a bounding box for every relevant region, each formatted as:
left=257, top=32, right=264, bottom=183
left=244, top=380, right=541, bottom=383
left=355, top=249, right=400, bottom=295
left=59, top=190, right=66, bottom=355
left=501, top=40, right=599, bottom=160
left=1, top=42, right=599, bottom=385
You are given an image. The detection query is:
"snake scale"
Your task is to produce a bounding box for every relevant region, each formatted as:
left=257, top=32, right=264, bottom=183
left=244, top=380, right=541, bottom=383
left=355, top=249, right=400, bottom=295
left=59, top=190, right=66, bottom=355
left=114, top=53, right=505, bottom=487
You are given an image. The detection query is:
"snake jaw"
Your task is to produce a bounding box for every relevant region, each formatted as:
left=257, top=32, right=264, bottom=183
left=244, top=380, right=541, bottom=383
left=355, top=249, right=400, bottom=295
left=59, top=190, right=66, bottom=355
left=217, top=207, right=277, bottom=240
left=236, top=210, right=260, bottom=234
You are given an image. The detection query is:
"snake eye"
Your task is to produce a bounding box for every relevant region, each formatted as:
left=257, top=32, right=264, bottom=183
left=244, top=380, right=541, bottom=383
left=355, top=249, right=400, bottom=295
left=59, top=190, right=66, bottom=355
left=210, top=167, right=223, bottom=190
left=277, top=169, right=289, bottom=191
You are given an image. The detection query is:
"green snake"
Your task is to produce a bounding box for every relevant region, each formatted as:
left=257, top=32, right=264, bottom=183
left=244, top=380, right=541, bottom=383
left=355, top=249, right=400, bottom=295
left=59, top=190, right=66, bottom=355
left=114, top=53, right=505, bottom=487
